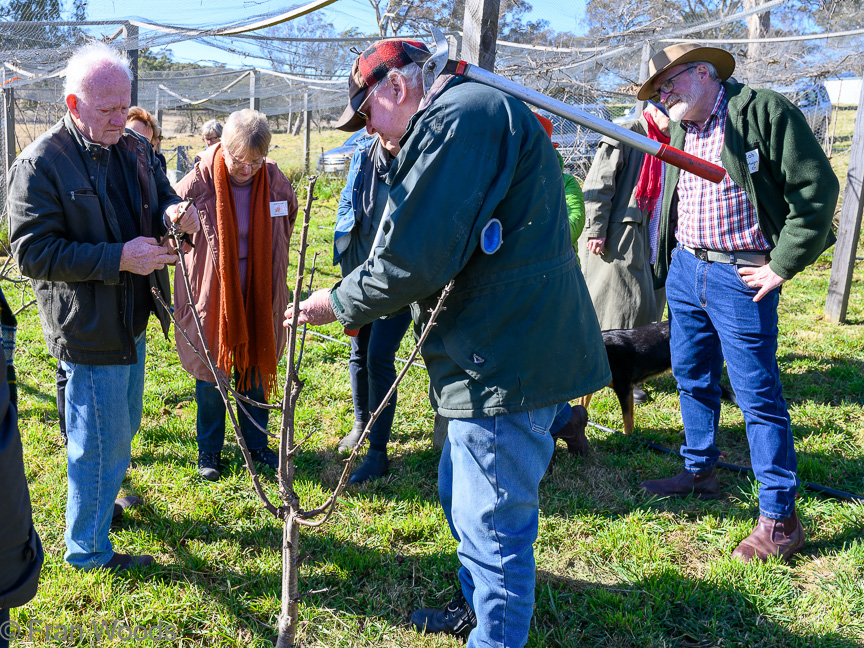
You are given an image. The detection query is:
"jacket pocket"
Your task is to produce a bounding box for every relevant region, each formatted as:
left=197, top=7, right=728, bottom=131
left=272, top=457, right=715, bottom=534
left=55, top=281, right=123, bottom=350
left=56, top=282, right=87, bottom=330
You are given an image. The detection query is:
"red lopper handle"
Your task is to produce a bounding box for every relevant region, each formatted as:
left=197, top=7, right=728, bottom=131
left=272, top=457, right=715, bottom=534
left=344, top=328, right=359, bottom=337
left=656, top=144, right=727, bottom=184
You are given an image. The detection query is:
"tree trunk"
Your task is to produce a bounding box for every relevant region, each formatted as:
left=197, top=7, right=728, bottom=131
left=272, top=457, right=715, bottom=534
left=291, top=113, right=303, bottom=136
left=743, top=0, right=770, bottom=84
left=275, top=515, right=300, bottom=648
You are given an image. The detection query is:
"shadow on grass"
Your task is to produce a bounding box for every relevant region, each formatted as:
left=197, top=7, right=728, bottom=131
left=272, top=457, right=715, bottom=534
left=16, top=378, right=59, bottom=421
left=114, top=507, right=462, bottom=644
left=533, top=569, right=861, bottom=648
left=778, top=352, right=864, bottom=405
left=590, top=420, right=864, bottom=504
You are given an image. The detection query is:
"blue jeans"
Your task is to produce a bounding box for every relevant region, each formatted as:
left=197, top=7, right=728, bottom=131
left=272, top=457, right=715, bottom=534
left=549, top=402, right=573, bottom=435
left=667, top=247, right=797, bottom=518
left=196, top=371, right=269, bottom=454
left=61, top=333, right=146, bottom=570
left=349, top=313, right=411, bottom=451
left=439, top=405, right=558, bottom=648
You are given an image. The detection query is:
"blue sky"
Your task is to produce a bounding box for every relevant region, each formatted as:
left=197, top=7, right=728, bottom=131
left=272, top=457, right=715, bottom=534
left=78, top=0, right=587, bottom=68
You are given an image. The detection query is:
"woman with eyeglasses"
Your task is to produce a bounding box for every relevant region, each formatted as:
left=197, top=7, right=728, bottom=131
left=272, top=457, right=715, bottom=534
left=173, top=109, right=298, bottom=481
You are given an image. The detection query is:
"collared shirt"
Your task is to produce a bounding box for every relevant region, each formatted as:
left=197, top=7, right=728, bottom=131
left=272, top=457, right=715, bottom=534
left=649, top=162, right=665, bottom=265
left=676, top=86, right=770, bottom=252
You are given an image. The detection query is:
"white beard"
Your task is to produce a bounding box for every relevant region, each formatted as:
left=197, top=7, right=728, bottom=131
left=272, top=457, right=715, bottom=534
left=665, top=85, right=703, bottom=123
left=667, top=98, right=691, bottom=122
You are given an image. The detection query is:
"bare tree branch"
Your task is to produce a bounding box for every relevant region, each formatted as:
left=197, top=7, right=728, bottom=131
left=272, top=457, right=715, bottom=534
left=296, top=279, right=454, bottom=528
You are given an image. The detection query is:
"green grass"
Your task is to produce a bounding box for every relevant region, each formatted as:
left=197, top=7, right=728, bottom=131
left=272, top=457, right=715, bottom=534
left=5, top=122, right=864, bottom=647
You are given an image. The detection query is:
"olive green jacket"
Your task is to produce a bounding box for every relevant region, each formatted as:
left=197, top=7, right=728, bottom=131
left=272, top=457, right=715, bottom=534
left=655, top=82, right=838, bottom=285
left=330, top=79, right=610, bottom=418
left=578, top=117, right=656, bottom=330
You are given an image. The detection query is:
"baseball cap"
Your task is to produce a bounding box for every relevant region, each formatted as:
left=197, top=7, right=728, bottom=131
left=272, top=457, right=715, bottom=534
left=334, top=39, right=430, bottom=132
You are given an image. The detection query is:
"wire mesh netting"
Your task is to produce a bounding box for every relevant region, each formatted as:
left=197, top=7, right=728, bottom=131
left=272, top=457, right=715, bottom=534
left=0, top=1, right=861, bottom=188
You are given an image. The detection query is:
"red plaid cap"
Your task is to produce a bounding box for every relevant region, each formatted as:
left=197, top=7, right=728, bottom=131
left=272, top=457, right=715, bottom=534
left=357, top=39, right=427, bottom=87
left=333, top=39, right=429, bottom=132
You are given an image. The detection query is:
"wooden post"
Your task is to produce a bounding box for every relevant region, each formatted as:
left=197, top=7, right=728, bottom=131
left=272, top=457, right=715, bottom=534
left=462, top=0, right=500, bottom=71
left=123, top=23, right=139, bottom=107
left=2, top=87, right=15, bottom=175
left=825, top=77, right=864, bottom=323
left=250, top=70, right=261, bottom=112
left=302, top=91, right=311, bottom=174
left=636, top=41, right=651, bottom=114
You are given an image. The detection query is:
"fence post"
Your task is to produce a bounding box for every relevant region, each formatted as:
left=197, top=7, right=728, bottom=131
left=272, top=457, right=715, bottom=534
left=1, top=87, right=14, bottom=216
left=123, top=23, right=139, bottom=107
left=824, top=78, right=864, bottom=323
left=250, top=70, right=260, bottom=112
left=302, top=91, right=310, bottom=174
left=2, top=87, right=14, bottom=175
left=462, top=0, right=500, bottom=71
left=637, top=41, right=651, bottom=114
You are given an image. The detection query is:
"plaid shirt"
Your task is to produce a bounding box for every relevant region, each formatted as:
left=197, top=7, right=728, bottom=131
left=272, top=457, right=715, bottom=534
left=676, top=87, right=770, bottom=252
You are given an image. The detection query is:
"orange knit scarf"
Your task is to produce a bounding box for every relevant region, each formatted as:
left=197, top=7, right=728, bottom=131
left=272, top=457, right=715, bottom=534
left=213, top=144, right=277, bottom=398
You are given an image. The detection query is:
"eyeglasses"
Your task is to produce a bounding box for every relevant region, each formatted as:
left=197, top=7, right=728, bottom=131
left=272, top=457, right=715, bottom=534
left=204, top=136, right=220, bottom=145
left=652, top=66, right=697, bottom=100
left=223, top=147, right=266, bottom=172
left=355, top=81, right=380, bottom=122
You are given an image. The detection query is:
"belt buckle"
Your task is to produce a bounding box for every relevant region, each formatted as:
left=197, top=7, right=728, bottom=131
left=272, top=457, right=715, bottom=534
left=694, top=248, right=708, bottom=261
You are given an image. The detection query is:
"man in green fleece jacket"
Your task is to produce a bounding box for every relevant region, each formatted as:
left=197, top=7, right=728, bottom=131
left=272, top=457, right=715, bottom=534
left=638, top=44, right=839, bottom=564
left=285, top=39, right=609, bottom=647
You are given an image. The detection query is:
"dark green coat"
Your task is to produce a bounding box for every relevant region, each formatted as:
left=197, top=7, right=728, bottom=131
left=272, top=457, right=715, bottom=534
left=655, top=82, right=838, bottom=285
left=330, top=79, right=610, bottom=418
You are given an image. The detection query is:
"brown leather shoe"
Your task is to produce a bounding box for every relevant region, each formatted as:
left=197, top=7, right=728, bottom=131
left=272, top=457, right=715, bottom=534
left=732, top=512, right=805, bottom=563
left=552, top=405, right=589, bottom=455
left=640, top=467, right=719, bottom=500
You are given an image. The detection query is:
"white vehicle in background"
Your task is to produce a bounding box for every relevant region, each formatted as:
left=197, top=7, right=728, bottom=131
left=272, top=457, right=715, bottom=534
left=775, top=81, right=833, bottom=149
left=316, top=130, right=371, bottom=174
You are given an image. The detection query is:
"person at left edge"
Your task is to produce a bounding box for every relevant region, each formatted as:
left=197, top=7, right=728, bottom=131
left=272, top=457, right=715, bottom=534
left=8, top=42, right=199, bottom=573
left=0, top=285, right=43, bottom=648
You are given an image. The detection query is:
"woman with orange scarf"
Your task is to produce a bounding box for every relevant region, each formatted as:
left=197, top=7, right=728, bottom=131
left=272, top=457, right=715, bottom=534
left=173, top=110, right=298, bottom=481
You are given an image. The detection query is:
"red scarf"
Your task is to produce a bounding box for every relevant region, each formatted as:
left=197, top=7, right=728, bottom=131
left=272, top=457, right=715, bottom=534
left=213, top=144, right=277, bottom=399
left=634, top=111, right=671, bottom=214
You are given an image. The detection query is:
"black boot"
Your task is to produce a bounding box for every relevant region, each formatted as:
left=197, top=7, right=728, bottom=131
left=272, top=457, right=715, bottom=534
left=198, top=451, right=221, bottom=482
left=337, top=419, right=367, bottom=453
left=250, top=447, right=279, bottom=472
left=348, top=448, right=388, bottom=484
left=410, top=591, right=476, bottom=638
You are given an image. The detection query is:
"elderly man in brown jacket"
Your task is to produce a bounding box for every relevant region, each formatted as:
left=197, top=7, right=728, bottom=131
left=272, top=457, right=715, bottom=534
left=173, top=109, right=298, bottom=481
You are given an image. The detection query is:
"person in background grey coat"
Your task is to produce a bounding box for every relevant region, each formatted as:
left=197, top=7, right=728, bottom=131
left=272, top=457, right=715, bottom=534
left=579, top=101, right=670, bottom=332
left=579, top=101, right=670, bottom=403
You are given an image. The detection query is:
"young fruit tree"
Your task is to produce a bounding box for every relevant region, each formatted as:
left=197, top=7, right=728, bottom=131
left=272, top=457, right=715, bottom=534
left=156, top=176, right=453, bottom=646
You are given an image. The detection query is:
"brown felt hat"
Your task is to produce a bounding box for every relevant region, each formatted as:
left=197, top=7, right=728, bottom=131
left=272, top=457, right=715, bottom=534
left=637, top=43, right=735, bottom=101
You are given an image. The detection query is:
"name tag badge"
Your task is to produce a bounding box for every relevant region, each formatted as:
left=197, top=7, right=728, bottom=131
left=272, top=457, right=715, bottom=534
left=270, top=200, right=289, bottom=217
left=746, top=149, right=759, bottom=174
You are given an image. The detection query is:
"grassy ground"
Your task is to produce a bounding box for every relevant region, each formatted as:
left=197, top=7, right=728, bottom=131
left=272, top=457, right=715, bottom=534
left=5, top=122, right=864, bottom=647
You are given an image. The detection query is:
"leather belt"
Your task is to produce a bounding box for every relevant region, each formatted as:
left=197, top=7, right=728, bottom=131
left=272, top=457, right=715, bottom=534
left=682, top=246, right=769, bottom=267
